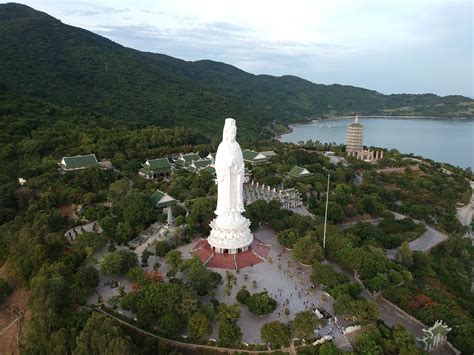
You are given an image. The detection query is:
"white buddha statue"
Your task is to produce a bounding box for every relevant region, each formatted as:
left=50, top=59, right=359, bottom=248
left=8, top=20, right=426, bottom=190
left=215, top=118, right=245, bottom=221
left=208, top=118, right=253, bottom=254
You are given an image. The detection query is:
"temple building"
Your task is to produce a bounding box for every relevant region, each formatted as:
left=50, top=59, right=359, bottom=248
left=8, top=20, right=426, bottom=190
left=346, top=114, right=363, bottom=154
left=418, top=320, right=451, bottom=352
left=288, top=166, right=313, bottom=178
left=59, top=154, right=99, bottom=171
left=260, top=150, right=277, bottom=159
left=174, top=153, right=202, bottom=167
left=150, top=189, right=178, bottom=209
left=242, top=149, right=269, bottom=165
left=186, top=159, right=213, bottom=174
left=139, top=158, right=172, bottom=179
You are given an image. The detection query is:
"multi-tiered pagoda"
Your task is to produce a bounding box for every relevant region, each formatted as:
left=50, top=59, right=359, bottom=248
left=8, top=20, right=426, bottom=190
left=346, top=114, right=384, bottom=161
left=346, top=114, right=363, bottom=154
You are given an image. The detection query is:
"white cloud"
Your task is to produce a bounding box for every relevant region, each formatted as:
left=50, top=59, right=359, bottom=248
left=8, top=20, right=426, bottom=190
left=6, top=0, right=473, bottom=96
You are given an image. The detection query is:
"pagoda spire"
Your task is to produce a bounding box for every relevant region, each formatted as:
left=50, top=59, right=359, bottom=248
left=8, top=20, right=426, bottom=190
left=355, top=113, right=359, bottom=124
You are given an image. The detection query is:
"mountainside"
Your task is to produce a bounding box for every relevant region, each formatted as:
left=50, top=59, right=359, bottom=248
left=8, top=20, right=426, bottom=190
left=0, top=3, right=473, bottom=138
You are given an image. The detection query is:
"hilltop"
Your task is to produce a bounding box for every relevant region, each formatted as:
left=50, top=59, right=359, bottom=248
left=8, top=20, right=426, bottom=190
left=0, top=3, right=473, bottom=139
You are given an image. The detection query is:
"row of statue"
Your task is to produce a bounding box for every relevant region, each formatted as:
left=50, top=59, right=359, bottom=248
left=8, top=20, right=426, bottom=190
left=243, top=180, right=303, bottom=210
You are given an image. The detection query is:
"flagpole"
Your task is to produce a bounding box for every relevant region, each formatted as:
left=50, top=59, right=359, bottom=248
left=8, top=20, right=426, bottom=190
left=323, top=173, right=330, bottom=249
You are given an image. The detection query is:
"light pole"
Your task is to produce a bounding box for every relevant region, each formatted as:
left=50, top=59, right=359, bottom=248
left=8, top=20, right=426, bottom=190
left=323, top=173, right=330, bottom=249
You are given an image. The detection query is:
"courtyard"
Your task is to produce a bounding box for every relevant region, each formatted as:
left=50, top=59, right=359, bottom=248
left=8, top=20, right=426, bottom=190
left=161, top=225, right=340, bottom=344
left=89, top=224, right=346, bottom=344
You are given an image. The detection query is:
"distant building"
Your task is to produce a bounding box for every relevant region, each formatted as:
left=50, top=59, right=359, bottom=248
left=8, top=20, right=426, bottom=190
left=346, top=115, right=383, bottom=162
left=242, top=149, right=268, bottom=165
left=418, top=320, right=451, bottom=352
left=59, top=154, right=99, bottom=171
left=206, top=153, right=216, bottom=162
left=346, top=114, right=363, bottom=154
left=260, top=150, right=277, bottom=158
left=187, top=159, right=213, bottom=173
left=288, top=166, right=313, bottom=178
left=175, top=153, right=202, bottom=167
left=139, top=158, right=172, bottom=179
left=150, top=189, right=178, bottom=209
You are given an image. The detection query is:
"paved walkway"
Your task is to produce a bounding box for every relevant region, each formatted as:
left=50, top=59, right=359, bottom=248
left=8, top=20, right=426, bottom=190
left=132, top=222, right=167, bottom=257
left=327, top=260, right=424, bottom=333
left=386, top=213, right=447, bottom=260
left=64, top=221, right=101, bottom=241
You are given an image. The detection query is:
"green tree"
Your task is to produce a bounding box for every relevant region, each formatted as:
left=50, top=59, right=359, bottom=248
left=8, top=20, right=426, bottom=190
left=365, top=273, right=390, bottom=292
left=277, top=229, right=300, bottom=249
left=122, top=193, right=156, bottom=229
left=186, top=197, right=216, bottom=236
left=100, top=250, right=137, bottom=275
left=218, top=319, right=242, bottom=347
left=244, top=292, right=277, bottom=316
left=73, top=232, right=106, bottom=256
left=108, top=179, right=128, bottom=199
left=180, top=257, right=222, bottom=296
left=356, top=329, right=383, bottom=355
left=159, top=312, right=185, bottom=338
left=293, top=235, right=323, bottom=265
left=396, top=241, right=413, bottom=268
left=165, top=250, right=183, bottom=269
left=217, top=304, right=241, bottom=322
left=236, top=286, right=250, bottom=304
left=260, top=321, right=291, bottom=349
left=188, top=312, right=212, bottom=339
left=0, top=278, right=11, bottom=303
left=116, top=222, right=133, bottom=243
left=293, top=311, right=318, bottom=339
left=319, top=342, right=340, bottom=355
left=73, top=313, right=134, bottom=354
left=155, top=240, right=171, bottom=257
left=69, top=265, right=99, bottom=304
left=217, top=304, right=242, bottom=347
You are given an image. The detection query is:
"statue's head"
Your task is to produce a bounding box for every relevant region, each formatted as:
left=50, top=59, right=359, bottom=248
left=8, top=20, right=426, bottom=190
left=223, top=118, right=237, bottom=142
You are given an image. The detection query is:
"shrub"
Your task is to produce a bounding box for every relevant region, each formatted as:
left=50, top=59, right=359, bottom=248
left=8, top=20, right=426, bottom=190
left=155, top=241, right=171, bottom=257
left=236, top=286, right=250, bottom=304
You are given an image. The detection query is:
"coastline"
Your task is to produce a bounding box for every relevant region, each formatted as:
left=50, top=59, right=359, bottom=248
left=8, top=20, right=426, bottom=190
left=277, top=116, right=473, bottom=169
left=275, top=114, right=473, bottom=140
left=322, top=115, right=474, bottom=120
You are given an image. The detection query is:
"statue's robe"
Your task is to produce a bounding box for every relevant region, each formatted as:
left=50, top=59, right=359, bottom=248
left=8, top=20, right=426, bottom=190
left=215, top=139, right=245, bottom=216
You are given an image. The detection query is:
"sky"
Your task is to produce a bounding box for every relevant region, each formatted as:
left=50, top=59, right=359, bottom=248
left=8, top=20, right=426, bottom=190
left=8, top=0, right=473, bottom=97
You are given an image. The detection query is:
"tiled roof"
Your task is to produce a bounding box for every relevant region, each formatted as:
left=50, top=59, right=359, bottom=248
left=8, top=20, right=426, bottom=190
left=181, top=153, right=201, bottom=163
left=289, top=166, right=312, bottom=178
left=61, top=154, right=99, bottom=169
left=261, top=150, right=277, bottom=157
left=150, top=190, right=178, bottom=208
left=242, top=149, right=268, bottom=162
left=145, top=158, right=171, bottom=170
left=193, top=159, right=212, bottom=169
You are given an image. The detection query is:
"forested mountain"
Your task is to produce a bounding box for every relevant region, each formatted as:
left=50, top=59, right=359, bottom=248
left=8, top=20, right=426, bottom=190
left=0, top=3, right=472, bottom=138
